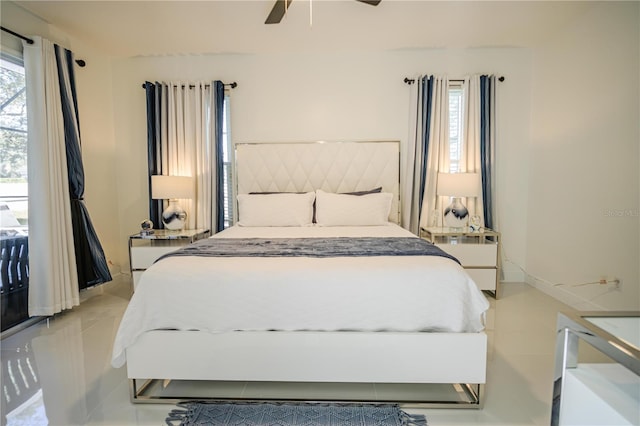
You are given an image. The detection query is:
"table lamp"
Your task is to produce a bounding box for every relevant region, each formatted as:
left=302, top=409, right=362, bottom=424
left=437, top=172, right=480, bottom=229
left=151, top=175, right=194, bottom=230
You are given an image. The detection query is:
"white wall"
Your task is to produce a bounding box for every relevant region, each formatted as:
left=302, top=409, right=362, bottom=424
left=110, top=48, right=532, bottom=275
left=527, top=2, right=639, bottom=310
left=1, top=1, right=121, bottom=275
left=5, top=0, right=637, bottom=311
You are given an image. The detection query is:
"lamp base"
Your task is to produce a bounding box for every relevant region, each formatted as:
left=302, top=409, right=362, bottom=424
left=443, top=197, right=469, bottom=229
left=162, top=200, right=187, bottom=231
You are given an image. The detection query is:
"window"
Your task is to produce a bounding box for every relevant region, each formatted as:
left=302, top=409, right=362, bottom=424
left=1, top=52, right=32, bottom=335
left=221, top=93, right=234, bottom=229
left=448, top=82, right=464, bottom=173
left=0, top=54, right=28, bottom=234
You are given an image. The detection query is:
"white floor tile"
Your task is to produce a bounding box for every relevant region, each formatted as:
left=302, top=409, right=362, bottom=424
left=1, top=279, right=587, bottom=425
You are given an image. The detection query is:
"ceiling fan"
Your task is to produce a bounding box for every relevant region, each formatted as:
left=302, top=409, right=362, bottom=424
left=265, top=0, right=381, bottom=25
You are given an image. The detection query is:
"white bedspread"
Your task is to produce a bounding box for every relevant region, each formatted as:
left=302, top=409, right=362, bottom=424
left=112, top=224, right=489, bottom=368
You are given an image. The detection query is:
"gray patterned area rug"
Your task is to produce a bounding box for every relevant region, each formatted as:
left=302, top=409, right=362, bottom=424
left=166, top=401, right=428, bottom=426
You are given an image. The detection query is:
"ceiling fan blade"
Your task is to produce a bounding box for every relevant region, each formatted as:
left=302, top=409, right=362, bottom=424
left=355, top=0, right=381, bottom=5
left=265, top=0, right=293, bottom=24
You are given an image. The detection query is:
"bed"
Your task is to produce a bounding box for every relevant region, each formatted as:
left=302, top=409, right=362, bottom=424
left=113, top=141, right=490, bottom=407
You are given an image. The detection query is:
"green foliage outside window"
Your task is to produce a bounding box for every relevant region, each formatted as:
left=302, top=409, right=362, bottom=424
left=1, top=59, right=28, bottom=181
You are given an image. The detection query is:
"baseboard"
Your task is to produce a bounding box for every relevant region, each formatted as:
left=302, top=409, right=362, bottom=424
left=1, top=317, right=45, bottom=340
left=501, top=259, right=526, bottom=283
left=79, top=269, right=124, bottom=303
left=525, top=274, right=605, bottom=311
left=108, top=262, right=122, bottom=277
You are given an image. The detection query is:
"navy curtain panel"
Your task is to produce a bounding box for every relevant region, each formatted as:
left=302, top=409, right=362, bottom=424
left=54, top=45, right=112, bottom=289
left=417, top=75, right=435, bottom=218
left=479, top=75, right=496, bottom=229
left=212, top=80, right=225, bottom=233
left=145, top=82, right=164, bottom=228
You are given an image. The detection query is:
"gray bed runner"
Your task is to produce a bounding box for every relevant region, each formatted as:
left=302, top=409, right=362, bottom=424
left=157, top=237, right=460, bottom=264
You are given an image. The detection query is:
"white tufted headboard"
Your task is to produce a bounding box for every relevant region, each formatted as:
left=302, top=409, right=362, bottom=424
left=235, top=141, right=401, bottom=223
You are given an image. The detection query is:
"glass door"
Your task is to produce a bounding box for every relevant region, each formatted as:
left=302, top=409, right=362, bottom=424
left=1, top=54, right=30, bottom=332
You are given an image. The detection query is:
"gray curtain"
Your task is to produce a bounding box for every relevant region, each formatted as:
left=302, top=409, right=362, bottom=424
left=145, top=81, right=226, bottom=232
left=407, top=74, right=496, bottom=232
left=479, top=75, right=496, bottom=229
left=418, top=76, right=435, bottom=220
left=55, top=45, right=111, bottom=289
left=403, top=75, right=435, bottom=234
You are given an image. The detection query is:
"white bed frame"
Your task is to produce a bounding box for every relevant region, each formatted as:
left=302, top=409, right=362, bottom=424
left=126, top=141, right=487, bottom=407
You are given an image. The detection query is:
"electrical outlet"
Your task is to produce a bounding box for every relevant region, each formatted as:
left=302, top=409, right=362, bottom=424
left=613, top=278, right=622, bottom=291
left=599, top=276, right=622, bottom=290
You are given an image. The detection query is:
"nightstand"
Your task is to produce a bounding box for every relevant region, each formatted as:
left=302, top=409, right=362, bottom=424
left=129, top=228, right=210, bottom=291
left=421, top=226, right=501, bottom=298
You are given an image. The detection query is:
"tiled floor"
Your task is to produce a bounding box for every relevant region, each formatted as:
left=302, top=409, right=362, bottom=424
left=0, top=276, right=604, bottom=425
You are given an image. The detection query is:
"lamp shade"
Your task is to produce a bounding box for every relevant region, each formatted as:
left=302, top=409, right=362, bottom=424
left=437, top=173, right=480, bottom=197
left=151, top=175, right=194, bottom=200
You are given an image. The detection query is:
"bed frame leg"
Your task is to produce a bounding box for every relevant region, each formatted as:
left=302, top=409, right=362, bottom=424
left=129, top=379, right=139, bottom=403
left=128, top=379, right=485, bottom=407
left=476, top=384, right=485, bottom=408
left=129, top=378, right=155, bottom=403
left=455, top=383, right=484, bottom=408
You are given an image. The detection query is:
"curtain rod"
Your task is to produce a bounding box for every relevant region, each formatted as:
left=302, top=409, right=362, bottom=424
left=1, top=26, right=86, bottom=67
left=141, top=82, right=238, bottom=89
left=403, top=76, right=505, bottom=85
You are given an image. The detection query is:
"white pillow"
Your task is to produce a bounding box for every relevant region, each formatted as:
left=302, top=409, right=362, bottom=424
left=237, top=192, right=315, bottom=227
left=315, top=189, right=393, bottom=226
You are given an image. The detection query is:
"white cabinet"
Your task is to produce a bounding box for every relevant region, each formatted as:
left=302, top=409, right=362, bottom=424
left=129, top=229, right=210, bottom=291
left=560, top=364, right=638, bottom=426
left=421, top=227, right=500, bottom=297
left=553, top=312, right=640, bottom=426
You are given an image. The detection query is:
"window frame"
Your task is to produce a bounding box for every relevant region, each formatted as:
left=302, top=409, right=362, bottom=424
left=221, top=92, right=234, bottom=229
left=447, top=80, right=465, bottom=173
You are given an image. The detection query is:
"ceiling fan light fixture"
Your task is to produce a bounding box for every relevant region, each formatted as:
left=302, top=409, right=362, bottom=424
left=265, top=0, right=380, bottom=25
left=265, top=0, right=293, bottom=25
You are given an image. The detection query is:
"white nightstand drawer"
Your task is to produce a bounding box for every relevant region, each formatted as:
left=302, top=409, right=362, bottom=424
left=436, top=242, right=497, bottom=267
left=422, top=227, right=500, bottom=298
left=129, top=229, right=210, bottom=293
left=131, top=246, right=182, bottom=269
left=466, top=268, right=497, bottom=291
